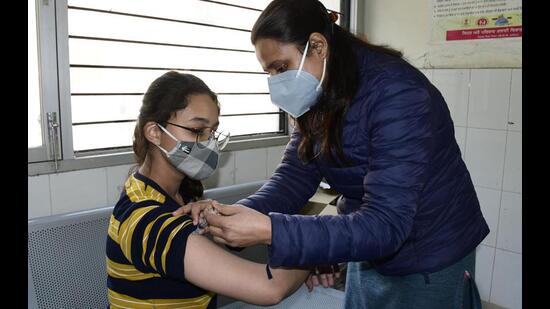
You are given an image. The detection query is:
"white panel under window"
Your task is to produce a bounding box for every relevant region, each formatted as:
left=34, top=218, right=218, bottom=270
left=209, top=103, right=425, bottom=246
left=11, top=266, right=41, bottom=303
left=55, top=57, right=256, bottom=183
left=215, top=0, right=271, bottom=10
left=214, top=1, right=341, bottom=13
left=218, top=115, right=280, bottom=136
left=68, top=0, right=261, bottom=31
left=71, top=96, right=142, bottom=123
left=70, top=68, right=268, bottom=94
left=67, top=9, right=253, bottom=52
left=68, top=39, right=262, bottom=73
left=72, top=95, right=277, bottom=124
left=28, top=0, right=42, bottom=148
left=72, top=122, right=135, bottom=151
left=218, top=95, right=278, bottom=115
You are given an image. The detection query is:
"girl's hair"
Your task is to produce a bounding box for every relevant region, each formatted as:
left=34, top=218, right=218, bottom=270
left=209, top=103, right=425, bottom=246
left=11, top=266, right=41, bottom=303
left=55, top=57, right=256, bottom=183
left=251, top=0, right=402, bottom=165
left=132, top=71, right=220, bottom=201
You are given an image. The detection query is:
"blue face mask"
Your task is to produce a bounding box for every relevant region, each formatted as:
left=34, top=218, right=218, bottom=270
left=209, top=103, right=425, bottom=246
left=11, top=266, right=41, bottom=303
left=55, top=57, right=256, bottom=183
left=267, top=40, right=327, bottom=118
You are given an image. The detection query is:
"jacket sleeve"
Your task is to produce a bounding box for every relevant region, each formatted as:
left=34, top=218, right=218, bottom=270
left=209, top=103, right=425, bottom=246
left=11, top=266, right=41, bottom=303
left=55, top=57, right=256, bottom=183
left=266, top=80, right=434, bottom=267
left=237, top=129, right=323, bottom=215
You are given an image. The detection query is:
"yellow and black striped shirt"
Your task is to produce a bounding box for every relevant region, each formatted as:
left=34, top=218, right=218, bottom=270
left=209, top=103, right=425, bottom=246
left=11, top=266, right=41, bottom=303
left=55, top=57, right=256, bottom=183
left=106, top=172, right=216, bottom=309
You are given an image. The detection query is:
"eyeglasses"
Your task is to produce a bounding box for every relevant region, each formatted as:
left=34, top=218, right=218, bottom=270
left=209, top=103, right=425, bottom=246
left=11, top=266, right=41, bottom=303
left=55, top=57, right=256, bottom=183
left=165, top=121, right=230, bottom=150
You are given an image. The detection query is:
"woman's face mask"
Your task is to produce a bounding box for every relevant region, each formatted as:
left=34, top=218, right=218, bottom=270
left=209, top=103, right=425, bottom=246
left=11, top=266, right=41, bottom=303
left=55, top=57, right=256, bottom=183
left=155, top=123, right=220, bottom=180
left=267, top=40, right=327, bottom=118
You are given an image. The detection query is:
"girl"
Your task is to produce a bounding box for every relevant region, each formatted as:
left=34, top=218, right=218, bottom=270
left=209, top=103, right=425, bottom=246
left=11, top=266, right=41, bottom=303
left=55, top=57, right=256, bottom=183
left=106, top=71, right=308, bottom=308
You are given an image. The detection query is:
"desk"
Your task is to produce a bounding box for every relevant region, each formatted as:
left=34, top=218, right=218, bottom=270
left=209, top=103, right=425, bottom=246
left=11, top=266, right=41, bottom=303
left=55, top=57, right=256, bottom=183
left=299, top=188, right=340, bottom=216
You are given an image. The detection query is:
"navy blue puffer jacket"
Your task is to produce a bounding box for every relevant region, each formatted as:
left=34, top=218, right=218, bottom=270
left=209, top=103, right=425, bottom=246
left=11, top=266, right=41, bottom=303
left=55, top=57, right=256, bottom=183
left=237, top=46, right=489, bottom=276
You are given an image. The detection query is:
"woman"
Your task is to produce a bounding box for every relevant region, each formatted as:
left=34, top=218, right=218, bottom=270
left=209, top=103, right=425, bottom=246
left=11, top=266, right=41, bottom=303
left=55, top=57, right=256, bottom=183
left=180, top=0, right=488, bottom=308
left=105, top=71, right=308, bottom=308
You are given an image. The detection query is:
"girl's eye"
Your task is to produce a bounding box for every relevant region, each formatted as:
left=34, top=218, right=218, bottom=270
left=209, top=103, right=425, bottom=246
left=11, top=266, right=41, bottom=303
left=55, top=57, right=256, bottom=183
left=190, top=128, right=205, bottom=135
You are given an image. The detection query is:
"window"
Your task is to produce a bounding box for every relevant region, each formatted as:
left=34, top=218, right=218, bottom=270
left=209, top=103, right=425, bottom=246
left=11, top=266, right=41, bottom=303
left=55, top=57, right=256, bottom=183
left=28, top=0, right=61, bottom=165
left=29, top=0, right=41, bottom=149
left=29, top=0, right=348, bottom=173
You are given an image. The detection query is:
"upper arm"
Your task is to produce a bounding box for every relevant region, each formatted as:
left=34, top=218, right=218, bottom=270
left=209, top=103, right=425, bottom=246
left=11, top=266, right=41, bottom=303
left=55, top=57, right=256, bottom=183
left=362, top=80, right=434, bottom=249
left=366, top=80, right=433, bottom=191
left=184, top=234, right=308, bottom=305
left=117, top=206, right=196, bottom=281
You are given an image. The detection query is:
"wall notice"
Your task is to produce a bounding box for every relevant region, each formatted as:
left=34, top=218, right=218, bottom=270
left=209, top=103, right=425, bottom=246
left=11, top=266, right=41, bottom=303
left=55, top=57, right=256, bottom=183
left=432, top=0, right=522, bottom=42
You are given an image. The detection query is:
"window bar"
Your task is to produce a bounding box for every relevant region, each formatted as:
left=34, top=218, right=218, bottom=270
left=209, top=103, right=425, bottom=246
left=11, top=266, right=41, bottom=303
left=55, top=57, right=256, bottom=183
left=69, top=35, right=255, bottom=53
left=70, top=64, right=266, bottom=75
left=70, top=92, right=270, bottom=96
left=72, top=112, right=284, bottom=126
left=198, top=0, right=262, bottom=12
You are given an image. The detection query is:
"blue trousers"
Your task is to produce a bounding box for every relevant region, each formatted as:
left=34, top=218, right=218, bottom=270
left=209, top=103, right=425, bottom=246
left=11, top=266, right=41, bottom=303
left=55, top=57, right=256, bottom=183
left=344, top=251, right=478, bottom=309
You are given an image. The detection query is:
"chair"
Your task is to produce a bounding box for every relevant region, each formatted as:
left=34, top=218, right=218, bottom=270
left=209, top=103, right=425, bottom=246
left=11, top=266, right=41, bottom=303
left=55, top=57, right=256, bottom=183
left=28, top=180, right=266, bottom=308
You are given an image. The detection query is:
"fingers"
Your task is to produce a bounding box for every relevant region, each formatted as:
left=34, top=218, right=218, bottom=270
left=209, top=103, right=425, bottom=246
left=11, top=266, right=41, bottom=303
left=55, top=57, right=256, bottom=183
left=311, top=265, right=340, bottom=288
left=327, top=273, right=334, bottom=287
left=211, top=201, right=240, bottom=216
left=191, top=204, right=205, bottom=226
left=172, top=199, right=214, bottom=223
left=208, top=226, right=224, bottom=239
left=212, top=236, right=228, bottom=245
left=319, top=273, right=329, bottom=288
left=311, top=274, right=320, bottom=287
left=305, top=275, right=314, bottom=292
left=172, top=204, right=191, bottom=217
left=204, top=209, right=225, bottom=227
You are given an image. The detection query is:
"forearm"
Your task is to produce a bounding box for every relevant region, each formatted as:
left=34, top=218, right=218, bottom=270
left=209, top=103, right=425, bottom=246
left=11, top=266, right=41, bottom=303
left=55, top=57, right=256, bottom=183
left=225, top=262, right=309, bottom=305
left=184, top=234, right=307, bottom=306
left=268, top=206, right=415, bottom=267
left=266, top=266, right=310, bottom=303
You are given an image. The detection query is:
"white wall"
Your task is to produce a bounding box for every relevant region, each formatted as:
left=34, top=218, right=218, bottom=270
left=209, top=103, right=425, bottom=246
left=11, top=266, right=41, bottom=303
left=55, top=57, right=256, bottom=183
left=362, top=0, right=521, bottom=68
left=28, top=145, right=286, bottom=218
left=360, top=1, right=521, bottom=307
left=421, top=68, right=522, bottom=309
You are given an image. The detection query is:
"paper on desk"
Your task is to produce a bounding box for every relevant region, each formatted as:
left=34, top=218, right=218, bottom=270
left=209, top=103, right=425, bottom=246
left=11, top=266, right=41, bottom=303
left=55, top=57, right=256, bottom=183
left=319, top=204, right=338, bottom=216
left=309, top=189, right=339, bottom=205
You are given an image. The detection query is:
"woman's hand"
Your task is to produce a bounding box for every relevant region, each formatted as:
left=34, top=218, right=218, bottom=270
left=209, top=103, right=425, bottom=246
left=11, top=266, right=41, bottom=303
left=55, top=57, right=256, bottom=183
left=172, top=199, right=216, bottom=226
left=204, top=202, right=272, bottom=247
left=305, top=264, right=341, bottom=292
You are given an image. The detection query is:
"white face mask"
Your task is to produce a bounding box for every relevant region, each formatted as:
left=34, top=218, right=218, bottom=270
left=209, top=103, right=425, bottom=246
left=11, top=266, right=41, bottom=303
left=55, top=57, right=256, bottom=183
left=155, top=124, right=220, bottom=180
left=267, top=40, right=327, bottom=118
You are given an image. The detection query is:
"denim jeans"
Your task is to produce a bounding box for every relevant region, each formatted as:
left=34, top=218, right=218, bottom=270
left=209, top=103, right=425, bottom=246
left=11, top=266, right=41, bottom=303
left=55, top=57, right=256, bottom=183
left=344, top=251, right=477, bottom=309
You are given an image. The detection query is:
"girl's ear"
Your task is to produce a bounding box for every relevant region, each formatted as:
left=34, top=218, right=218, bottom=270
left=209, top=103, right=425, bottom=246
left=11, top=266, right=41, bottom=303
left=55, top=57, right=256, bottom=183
left=144, top=122, right=163, bottom=145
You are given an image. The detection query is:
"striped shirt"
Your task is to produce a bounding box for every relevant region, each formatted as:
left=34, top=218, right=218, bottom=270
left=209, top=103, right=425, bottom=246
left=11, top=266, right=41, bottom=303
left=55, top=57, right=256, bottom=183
left=106, top=171, right=216, bottom=308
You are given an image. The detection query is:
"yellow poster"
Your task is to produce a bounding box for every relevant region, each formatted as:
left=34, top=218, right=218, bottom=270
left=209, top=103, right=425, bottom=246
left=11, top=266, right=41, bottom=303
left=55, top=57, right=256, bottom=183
left=432, top=0, right=522, bottom=42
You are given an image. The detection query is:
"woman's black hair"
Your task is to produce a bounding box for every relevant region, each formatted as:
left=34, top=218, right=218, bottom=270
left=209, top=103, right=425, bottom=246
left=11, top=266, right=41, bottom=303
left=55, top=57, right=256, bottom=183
left=251, top=0, right=402, bottom=164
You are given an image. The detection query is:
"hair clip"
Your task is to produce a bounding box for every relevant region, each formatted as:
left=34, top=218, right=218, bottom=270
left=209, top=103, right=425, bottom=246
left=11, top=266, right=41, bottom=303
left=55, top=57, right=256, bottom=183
left=328, top=11, right=338, bottom=23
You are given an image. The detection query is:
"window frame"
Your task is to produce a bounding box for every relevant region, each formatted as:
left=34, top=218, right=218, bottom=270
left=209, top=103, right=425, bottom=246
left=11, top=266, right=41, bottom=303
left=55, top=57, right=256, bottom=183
left=28, top=0, right=352, bottom=176
left=28, top=0, right=62, bottom=164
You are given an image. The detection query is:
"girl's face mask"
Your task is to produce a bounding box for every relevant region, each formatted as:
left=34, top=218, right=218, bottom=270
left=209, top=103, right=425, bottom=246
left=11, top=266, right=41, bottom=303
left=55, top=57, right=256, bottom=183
left=155, top=123, right=223, bottom=180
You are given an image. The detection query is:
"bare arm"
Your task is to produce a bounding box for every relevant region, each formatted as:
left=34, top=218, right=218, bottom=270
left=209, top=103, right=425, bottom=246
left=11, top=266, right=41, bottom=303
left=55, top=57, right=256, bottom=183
left=184, top=234, right=309, bottom=306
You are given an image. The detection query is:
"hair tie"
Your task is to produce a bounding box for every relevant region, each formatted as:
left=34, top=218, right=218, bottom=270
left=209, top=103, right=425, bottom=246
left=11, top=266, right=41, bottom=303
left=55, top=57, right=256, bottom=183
left=328, top=11, right=338, bottom=23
